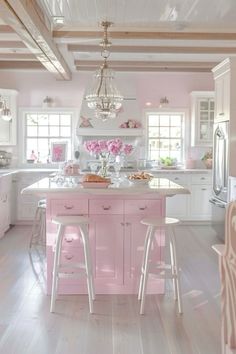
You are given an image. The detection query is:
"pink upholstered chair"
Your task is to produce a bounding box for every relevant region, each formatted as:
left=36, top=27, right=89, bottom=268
left=212, top=201, right=236, bottom=351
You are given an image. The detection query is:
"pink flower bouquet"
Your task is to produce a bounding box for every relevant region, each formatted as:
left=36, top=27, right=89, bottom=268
left=84, top=138, right=133, bottom=158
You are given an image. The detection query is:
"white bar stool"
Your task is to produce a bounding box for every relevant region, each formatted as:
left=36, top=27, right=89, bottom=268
left=138, top=217, right=183, bottom=315
left=50, top=215, right=95, bottom=314
left=29, top=199, right=46, bottom=250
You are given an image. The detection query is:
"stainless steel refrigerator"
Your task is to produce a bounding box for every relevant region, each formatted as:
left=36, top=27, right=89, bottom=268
left=209, top=121, right=229, bottom=241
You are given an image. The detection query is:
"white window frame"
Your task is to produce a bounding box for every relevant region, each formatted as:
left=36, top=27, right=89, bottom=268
left=144, top=108, right=189, bottom=162
left=18, top=107, right=79, bottom=167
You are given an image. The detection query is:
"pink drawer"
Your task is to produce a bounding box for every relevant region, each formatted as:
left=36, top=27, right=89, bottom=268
left=89, top=199, right=124, bottom=214
left=50, top=199, right=88, bottom=216
left=48, top=247, right=85, bottom=268
left=124, top=200, right=162, bottom=215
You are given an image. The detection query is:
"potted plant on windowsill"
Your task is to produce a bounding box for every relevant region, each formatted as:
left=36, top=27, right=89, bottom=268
left=201, top=150, right=213, bottom=169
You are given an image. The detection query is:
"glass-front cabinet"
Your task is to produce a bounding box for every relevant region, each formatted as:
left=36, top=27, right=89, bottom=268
left=190, top=91, right=215, bottom=147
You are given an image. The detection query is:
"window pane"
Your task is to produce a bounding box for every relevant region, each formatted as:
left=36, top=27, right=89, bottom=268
left=170, top=139, right=181, bottom=150
left=170, top=115, right=181, bottom=126
left=27, top=126, right=37, bottom=137
left=148, top=115, right=159, bottom=126
left=26, top=138, right=38, bottom=158
left=49, top=126, right=60, bottom=136
left=60, top=126, right=71, bottom=137
left=149, top=127, right=159, bottom=137
left=159, top=115, right=169, bottom=126
left=38, top=139, right=49, bottom=162
left=49, top=114, right=59, bottom=125
left=159, top=139, right=170, bottom=150
left=38, top=114, right=48, bottom=125
left=170, top=127, right=181, bottom=138
left=159, top=127, right=169, bottom=137
left=38, top=126, right=49, bottom=136
left=60, top=114, right=71, bottom=125
left=27, top=114, right=38, bottom=125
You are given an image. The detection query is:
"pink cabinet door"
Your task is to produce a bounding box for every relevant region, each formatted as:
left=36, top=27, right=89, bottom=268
left=124, top=215, right=164, bottom=293
left=89, top=214, right=124, bottom=287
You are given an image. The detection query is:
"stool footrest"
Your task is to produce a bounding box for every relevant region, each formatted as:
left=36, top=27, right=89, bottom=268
left=57, top=273, right=86, bottom=279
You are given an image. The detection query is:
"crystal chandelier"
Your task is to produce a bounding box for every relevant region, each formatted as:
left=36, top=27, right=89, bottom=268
left=0, top=95, right=12, bottom=122
left=85, top=21, right=123, bottom=122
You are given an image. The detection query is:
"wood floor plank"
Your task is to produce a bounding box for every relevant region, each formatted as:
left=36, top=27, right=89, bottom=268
left=0, top=224, right=222, bottom=354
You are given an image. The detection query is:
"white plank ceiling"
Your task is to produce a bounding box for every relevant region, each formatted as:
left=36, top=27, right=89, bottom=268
left=0, top=0, right=236, bottom=77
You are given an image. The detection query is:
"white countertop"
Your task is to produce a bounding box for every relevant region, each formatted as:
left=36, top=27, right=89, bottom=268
left=22, top=177, right=190, bottom=196
left=0, top=167, right=212, bottom=178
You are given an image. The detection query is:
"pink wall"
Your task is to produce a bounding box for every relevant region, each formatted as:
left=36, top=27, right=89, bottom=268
left=0, top=70, right=214, bottom=109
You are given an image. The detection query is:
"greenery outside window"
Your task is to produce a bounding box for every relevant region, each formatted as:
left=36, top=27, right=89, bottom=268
left=146, top=111, right=185, bottom=162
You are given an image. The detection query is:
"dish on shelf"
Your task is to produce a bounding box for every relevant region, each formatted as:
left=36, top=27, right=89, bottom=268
left=81, top=182, right=110, bottom=189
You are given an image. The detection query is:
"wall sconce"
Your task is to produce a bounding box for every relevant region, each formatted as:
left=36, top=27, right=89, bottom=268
left=0, top=96, right=12, bottom=121
left=42, top=96, right=54, bottom=108
left=159, top=96, right=169, bottom=108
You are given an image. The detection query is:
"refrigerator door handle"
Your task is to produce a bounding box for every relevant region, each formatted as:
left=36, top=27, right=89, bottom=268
left=209, top=197, right=227, bottom=208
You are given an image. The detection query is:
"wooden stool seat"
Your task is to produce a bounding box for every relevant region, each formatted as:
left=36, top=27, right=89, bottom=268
left=50, top=215, right=95, bottom=314
left=138, top=217, right=183, bottom=315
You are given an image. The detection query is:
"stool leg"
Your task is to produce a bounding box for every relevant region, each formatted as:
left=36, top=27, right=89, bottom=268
left=29, top=206, right=40, bottom=249
left=138, top=225, right=152, bottom=300
left=140, top=226, right=155, bottom=315
left=169, top=227, right=183, bottom=314
left=50, top=224, right=64, bottom=313
left=168, top=227, right=177, bottom=300
left=80, top=225, right=94, bottom=314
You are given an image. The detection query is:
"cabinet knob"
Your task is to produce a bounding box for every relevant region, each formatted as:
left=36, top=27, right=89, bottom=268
left=139, top=206, right=147, bottom=210
left=64, top=205, right=74, bottom=210
left=65, top=237, right=73, bottom=243
left=200, top=177, right=205, bottom=180
left=102, top=205, right=111, bottom=210
left=65, top=254, right=73, bottom=260
left=121, top=222, right=125, bottom=226
left=174, top=177, right=179, bottom=181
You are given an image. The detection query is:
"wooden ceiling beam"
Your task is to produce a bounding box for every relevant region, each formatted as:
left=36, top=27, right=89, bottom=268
left=68, top=44, right=236, bottom=55
left=0, top=0, right=71, bottom=80
left=0, top=53, right=36, bottom=60
left=0, top=40, right=26, bottom=48
left=76, top=66, right=212, bottom=73
left=54, top=30, right=236, bottom=41
left=74, top=59, right=217, bottom=69
left=0, top=24, right=14, bottom=32
left=0, top=60, right=44, bottom=69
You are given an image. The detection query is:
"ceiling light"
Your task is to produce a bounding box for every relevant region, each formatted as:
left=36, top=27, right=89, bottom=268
left=145, top=102, right=152, bottom=106
left=85, top=21, right=123, bottom=122
left=52, top=16, right=64, bottom=25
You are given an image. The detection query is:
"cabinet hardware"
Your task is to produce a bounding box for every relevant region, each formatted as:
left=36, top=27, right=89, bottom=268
left=65, top=238, right=73, bottom=243
left=102, top=206, right=111, bottom=210
left=200, top=177, right=205, bottom=180
left=174, top=177, right=179, bottom=180
left=121, top=222, right=125, bottom=226
left=65, top=254, right=73, bottom=260
left=139, top=206, right=147, bottom=210
left=64, top=205, right=74, bottom=210
left=219, top=112, right=225, bottom=116
left=201, top=188, right=207, bottom=191
left=126, top=222, right=131, bottom=226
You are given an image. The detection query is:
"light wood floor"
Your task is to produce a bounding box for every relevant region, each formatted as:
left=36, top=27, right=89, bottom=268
left=0, top=224, right=221, bottom=354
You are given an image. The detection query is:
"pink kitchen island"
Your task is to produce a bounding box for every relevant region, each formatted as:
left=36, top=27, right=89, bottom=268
left=22, top=177, right=189, bottom=295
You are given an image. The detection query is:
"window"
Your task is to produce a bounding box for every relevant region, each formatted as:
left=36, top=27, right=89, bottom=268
left=146, top=111, right=185, bottom=162
left=24, top=112, right=73, bottom=163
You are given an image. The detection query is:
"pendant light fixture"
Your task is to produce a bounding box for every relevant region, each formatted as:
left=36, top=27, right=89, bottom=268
left=85, top=21, right=123, bottom=122
left=0, top=96, right=12, bottom=122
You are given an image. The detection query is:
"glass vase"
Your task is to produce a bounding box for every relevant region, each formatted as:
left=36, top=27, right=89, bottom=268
left=98, top=157, right=109, bottom=178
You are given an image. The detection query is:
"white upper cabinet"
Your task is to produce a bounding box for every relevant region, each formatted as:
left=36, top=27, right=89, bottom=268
left=190, top=91, right=215, bottom=146
left=0, top=89, right=18, bottom=146
left=214, top=71, right=230, bottom=122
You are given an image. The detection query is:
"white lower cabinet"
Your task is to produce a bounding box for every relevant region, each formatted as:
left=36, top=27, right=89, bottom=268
left=0, top=174, right=12, bottom=238
left=158, top=172, right=212, bottom=221
left=16, top=172, right=51, bottom=222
